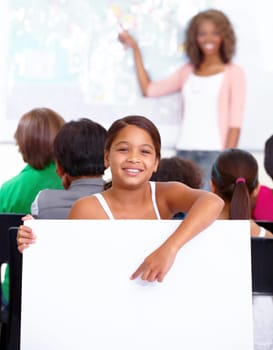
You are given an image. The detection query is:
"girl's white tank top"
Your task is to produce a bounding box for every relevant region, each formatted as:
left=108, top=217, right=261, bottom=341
left=93, top=181, right=161, bottom=220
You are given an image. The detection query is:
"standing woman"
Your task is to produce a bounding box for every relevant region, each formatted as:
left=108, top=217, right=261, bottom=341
left=118, top=9, right=246, bottom=189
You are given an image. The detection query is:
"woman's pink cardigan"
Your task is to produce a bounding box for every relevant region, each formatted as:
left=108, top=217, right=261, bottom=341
left=146, top=63, right=246, bottom=149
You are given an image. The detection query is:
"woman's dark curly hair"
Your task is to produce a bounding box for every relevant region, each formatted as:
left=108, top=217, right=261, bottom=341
left=185, top=9, right=236, bottom=68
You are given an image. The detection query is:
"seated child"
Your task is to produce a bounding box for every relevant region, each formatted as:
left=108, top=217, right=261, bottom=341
left=252, top=134, right=273, bottom=220
left=31, top=118, right=106, bottom=219
left=210, top=148, right=273, bottom=350
left=151, top=156, right=203, bottom=219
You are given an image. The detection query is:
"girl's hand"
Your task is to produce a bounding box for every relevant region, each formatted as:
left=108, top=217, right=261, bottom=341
left=130, top=242, right=178, bottom=283
left=21, top=214, right=34, bottom=221
left=118, top=30, right=137, bottom=49
left=17, top=215, right=36, bottom=253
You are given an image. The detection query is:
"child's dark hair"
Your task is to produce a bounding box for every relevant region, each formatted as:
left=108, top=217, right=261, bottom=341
left=14, top=107, right=65, bottom=169
left=211, top=148, right=258, bottom=219
left=264, top=134, right=273, bottom=181
left=53, top=118, right=106, bottom=176
left=105, top=115, right=161, bottom=160
left=185, top=9, right=236, bottom=68
left=150, top=156, right=203, bottom=188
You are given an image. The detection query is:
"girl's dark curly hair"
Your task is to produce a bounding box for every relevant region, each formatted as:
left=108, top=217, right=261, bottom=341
left=185, top=9, right=236, bottom=68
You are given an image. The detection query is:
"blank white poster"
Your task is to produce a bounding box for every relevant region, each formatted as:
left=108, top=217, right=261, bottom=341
left=20, top=220, right=253, bottom=350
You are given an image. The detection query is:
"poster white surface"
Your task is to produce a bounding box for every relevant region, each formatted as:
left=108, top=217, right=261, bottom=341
left=21, top=220, right=253, bottom=350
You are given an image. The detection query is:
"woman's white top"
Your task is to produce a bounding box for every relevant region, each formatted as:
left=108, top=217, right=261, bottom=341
left=176, top=72, right=224, bottom=151
left=93, top=181, right=161, bottom=219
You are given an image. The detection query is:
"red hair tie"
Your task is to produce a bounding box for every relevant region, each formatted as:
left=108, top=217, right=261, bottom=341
left=236, top=177, right=246, bottom=184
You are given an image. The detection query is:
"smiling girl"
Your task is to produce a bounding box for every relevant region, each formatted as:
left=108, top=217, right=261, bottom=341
left=67, top=115, right=224, bottom=281
left=17, top=115, right=223, bottom=282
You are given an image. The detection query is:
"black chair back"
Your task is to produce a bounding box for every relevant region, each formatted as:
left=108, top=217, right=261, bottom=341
left=0, top=214, right=24, bottom=262
left=255, top=220, right=273, bottom=234
left=0, top=214, right=24, bottom=350
left=6, top=227, right=22, bottom=350
left=251, top=236, right=273, bottom=295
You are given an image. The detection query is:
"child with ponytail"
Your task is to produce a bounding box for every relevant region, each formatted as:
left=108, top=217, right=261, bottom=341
left=210, top=148, right=272, bottom=237
left=210, top=148, right=273, bottom=350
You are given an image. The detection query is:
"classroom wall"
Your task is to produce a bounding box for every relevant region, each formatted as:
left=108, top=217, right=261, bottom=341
left=0, top=1, right=272, bottom=149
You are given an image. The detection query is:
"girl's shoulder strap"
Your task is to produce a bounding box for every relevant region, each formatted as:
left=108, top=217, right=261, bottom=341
left=93, top=193, right=114, bottom=220
left=150, top=181, right=161, bottom=220
left=258, top=227, right=266, bottom=238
